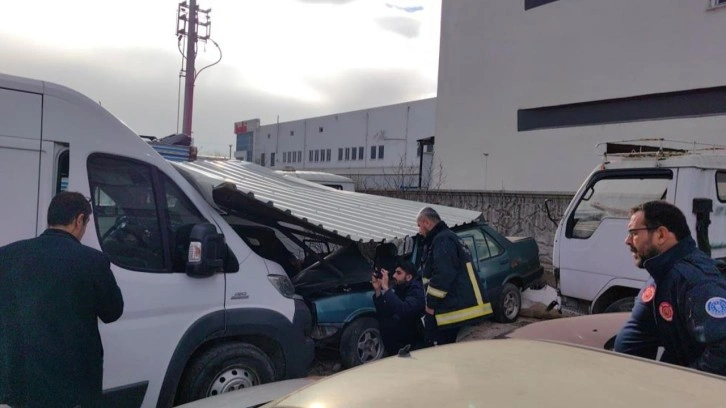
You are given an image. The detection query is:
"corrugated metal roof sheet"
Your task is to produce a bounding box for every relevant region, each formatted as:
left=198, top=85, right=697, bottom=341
left=173, top=160, right=483, bottom=242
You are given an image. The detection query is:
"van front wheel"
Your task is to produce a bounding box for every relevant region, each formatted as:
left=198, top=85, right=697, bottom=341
left=177, top=342, right=275, bottom=404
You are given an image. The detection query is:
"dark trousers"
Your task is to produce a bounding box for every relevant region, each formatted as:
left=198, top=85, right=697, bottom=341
left=423, top=314, right=460, bottom=346
left=379, top=317, right=424, bottom=355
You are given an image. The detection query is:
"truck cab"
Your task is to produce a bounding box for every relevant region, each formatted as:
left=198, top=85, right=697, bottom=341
left=553, top=142, right=726, bottom=314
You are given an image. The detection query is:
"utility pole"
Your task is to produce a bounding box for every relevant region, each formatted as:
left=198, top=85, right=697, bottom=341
left=229, top=144, right=233, bottom=159
left=177, top=0, right=211, bottom=143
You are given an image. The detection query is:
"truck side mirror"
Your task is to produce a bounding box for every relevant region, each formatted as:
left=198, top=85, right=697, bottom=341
left=186, top=223, right=226, bottom=278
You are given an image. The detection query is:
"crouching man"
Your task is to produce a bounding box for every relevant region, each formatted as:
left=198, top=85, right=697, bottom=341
left=371, top=259, right=425, bottom=355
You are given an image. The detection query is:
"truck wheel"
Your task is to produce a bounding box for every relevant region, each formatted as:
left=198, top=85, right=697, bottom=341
left=177, top=342, right=275, bottom=404
left=603, top=297, right=635, bottom=313
left=494, top=283, right=521, bottom=323
left=339, top=317, right=384, bottom=368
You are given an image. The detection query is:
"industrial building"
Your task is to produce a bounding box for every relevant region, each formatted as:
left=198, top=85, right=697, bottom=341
left=234, top=98, right=437, bottom=190
left=435, top=0, right=726, bottom=192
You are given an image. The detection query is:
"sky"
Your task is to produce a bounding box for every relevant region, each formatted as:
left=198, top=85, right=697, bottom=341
left=0, top=0, right=441, bottom=155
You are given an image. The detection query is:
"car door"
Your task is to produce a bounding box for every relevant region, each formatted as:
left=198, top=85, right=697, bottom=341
left=86, top=154, right=226, bottom=407
left=457, top=227, right=509, bottom=300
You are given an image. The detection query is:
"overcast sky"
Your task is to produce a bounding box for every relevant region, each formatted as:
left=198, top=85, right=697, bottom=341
left=1, top=0, right=441, bottom=155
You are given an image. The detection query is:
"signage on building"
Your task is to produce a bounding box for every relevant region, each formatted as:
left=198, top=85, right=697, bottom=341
left=234, top=119, right=260, bottom=134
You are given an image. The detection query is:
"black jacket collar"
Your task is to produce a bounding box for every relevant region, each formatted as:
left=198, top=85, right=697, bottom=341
left=41, top=228, right=81, bottom=244
left=643, top=236, right=697, bottom=281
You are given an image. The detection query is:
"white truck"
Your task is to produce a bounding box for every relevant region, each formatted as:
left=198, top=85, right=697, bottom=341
left=551, top=141, right=726, bottom=314
left=0, top=73, right=315, bottom=407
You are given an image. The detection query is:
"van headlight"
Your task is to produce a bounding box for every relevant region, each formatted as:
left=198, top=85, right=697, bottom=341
left=268, top=274, right=295, bottom=298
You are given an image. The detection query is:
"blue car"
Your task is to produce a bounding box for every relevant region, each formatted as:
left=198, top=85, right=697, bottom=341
left=292, top=221, right=543, bottom=367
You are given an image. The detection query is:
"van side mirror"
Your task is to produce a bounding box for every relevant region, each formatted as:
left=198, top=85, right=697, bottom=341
left=186, top=223, right=226, bottom=278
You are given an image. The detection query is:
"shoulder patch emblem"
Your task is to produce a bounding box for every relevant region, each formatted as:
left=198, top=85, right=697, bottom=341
left=705, top=297, right=726, bottom=319
left=658, top=302, right=674, bottom=322
left=641, top=285, right=655, bottom=303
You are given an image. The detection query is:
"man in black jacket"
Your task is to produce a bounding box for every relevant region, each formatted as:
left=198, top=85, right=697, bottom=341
left=372, top=259, right=425, bottom=355
left=0, top=192, right=125, bottom=408
left=417, top=207, right=492, bottom=346
left=614, top=201, right=726, bottom=376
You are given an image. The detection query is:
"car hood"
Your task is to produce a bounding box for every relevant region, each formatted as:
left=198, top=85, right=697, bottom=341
left=263, top=339, right=725, bottom=408
left=502, top=312, right=630, bottom=349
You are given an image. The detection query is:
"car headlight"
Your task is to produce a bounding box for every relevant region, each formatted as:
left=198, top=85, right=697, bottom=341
left=268, top=274, right=295, bottom=298
left=311, top=325, right=339, bottom=340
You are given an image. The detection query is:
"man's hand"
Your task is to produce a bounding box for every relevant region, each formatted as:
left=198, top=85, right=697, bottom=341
left=380, top=268, right=390, bottom=292
left=371, top=273, right=382, bottom=296
left=425, top=306, right=434, bottom=315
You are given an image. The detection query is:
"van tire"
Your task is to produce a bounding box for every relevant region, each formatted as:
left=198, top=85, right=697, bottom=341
left=339, top=317, right=384, bottom=368
left=176, top=342, right=275, bottom=404
left=494, top=283, right=521, bottom=323
left=603, top=297, right=635, bottom=313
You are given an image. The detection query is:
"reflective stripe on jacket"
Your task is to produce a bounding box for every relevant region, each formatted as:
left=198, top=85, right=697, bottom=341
left=421, top=222, right=492, bottom=328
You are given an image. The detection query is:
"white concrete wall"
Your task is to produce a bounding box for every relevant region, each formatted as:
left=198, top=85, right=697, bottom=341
left=251, top=98, right=436, bottom=188
left=436, top=0, right=726, bottom=192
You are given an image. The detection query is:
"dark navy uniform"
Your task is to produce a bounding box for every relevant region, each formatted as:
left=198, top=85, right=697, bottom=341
left=420, top=222, right=492, bottom=344
left=615, top=236, right=726, bottom=376
left=373, top=277, right=425, bottom=354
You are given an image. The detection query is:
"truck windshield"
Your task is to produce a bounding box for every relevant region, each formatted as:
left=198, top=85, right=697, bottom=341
left=569, top=176, right=670, bottom=239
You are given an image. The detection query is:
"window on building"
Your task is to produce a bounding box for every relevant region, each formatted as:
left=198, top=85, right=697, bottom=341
left=315, top=150, right=320, bottom=162
left=267, top=133, right=271, bottom=139
left=309, top=150, right=314, bottom=162
left=338, top=148, right=343, bottom=161
left=297, top=151, right=302, bottom=162
left=378, top=145, right=384, bottom=159
left=261, top=153, right=266, bottom=167
left=371, top=146, right=377, bottom=160
left=282, top=152, right=287, bottom=163
left=319, top=126, right=324, bottom=132
left=270, top=152, right=276, bottom=167
left=326, top=149, right=331, bottom=162
left=358, top=147, right=364, bottom=160
left=290, top=130, right=294, bottom=136
left=352, top=147, right=357, bottom=160
left=345, top=148, right=350, bottom=161
left=711, top=0, right=726, bottom=8
left=717, top=171, right=726, bottom=202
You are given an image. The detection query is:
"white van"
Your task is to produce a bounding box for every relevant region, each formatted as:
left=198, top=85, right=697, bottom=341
left=552, top=141, right=726, bottom=314
left=0, top=73, right=314, bottom=407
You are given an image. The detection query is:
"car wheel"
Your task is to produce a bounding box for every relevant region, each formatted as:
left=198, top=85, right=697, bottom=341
left=603, top=297, right=635, bottom=313
left=494, top=283, right=521, bottom=323
left=177, top=342, right=275, bottom=404
left=339, top=317, right=385, bottom=368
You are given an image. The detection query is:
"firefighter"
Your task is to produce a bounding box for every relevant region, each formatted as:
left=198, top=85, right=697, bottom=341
left=416, top=207, right=492, bottom=346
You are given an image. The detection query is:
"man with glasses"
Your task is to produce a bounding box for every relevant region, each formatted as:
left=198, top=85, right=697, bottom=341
left=614, top=200, right=726, bottom=376
left=0, top=191, right=124, bottom=407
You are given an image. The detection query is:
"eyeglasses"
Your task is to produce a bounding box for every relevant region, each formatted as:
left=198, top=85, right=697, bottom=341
left=627, top=227, right=657, bottom=237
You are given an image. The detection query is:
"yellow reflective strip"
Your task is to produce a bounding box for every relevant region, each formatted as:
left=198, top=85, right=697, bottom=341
left=435, top=303, right=493, bottom=326
left=422, top=277, right=430, bottom=285
left=466, top=262, right=485, bottom=306
left=427, top=286, right=447, bottom=299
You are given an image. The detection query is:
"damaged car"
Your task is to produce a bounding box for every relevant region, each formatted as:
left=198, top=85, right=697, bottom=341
left=174, top=160, right=543, bottom=369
